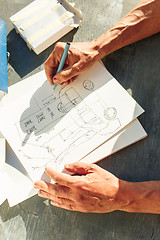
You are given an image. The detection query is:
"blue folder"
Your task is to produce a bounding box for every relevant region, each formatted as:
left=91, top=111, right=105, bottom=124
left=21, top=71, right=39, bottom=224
left=0, top=19, right=8, bottom=93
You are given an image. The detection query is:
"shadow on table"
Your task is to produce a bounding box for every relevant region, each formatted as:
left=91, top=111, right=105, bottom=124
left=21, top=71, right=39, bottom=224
left=7, top=28, right=78, bottom=78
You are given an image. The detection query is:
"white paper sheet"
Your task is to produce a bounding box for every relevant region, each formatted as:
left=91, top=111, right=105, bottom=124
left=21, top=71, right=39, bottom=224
left=0, top=61, right=144, bottom=181
left=0, top=137, right=5, bottom=170
left=3, top=163, right=37, bottom=207
left=0, top=170, right=14, bottom=205
left=81, top=119, right=147, bottom=164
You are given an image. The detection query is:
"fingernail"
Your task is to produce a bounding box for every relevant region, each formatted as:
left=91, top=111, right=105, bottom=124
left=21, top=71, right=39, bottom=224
left=38, top=190, right=43, bottom=196
left=33, top=183, right=38, bottom=188
left=53, top=78, right=60, bottom=84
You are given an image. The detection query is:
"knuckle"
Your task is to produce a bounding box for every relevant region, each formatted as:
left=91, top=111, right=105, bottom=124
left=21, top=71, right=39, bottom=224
left=59, top=186, right=68, bottom=194
left=77, top=194, right=86, bottom=202
left=71, top=65, right=77, bottom=72
left=67, top=204, right=73, bottom=211
left=59, top=71, right=68, bottom=80
left=54, top=176, right=60, bottom=183
left=89, top=164, right=98, bottom=172
left=74, top=64, right=81, bottom=73
left=74, top=181, right=86, bottom=191
left=74, top=182, right=83, bottom=190
left=54, top=42, right=64, bottom=51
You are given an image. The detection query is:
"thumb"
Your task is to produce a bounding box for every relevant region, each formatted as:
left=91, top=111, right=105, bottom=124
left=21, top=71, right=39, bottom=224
left=65, top=161, right=95, bottom=175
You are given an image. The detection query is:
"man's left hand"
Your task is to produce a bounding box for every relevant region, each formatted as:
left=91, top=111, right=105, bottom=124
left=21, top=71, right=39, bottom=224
left=34, top=162, right=127, bottom=213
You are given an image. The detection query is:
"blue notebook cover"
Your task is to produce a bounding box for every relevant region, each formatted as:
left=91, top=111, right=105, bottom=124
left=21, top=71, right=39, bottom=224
left=0, top=19, right=8, bottom=93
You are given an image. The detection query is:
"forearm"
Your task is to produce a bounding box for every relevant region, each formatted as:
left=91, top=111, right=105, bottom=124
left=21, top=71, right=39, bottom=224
left=118, top=180, right=160, bottom=214
left=93, top=0, right=160, bottom=59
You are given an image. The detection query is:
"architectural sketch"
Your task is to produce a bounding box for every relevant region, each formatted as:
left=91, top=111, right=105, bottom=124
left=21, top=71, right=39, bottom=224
left=0, top=61, right=144, bottom=181
left=14, top=83, right=121, bottom=174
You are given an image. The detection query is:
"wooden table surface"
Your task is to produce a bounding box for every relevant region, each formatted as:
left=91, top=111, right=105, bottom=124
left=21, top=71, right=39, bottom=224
left=0, top=0, right=160, bottom=239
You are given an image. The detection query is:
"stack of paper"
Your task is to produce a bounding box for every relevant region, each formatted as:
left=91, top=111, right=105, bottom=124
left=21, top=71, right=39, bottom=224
left=0, top=61, right=147, bottom=206
left=10, top=0, right=83, bottom=54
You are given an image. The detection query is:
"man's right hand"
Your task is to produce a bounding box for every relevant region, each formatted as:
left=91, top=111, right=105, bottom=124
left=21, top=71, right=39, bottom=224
left=44, top=41, right=100, bottom=86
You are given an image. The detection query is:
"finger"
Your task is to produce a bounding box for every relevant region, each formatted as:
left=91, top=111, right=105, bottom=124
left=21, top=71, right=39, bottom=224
left=64, top=76, right=76, bottom=85
left=44, top=53, right=58, bottom=85
left=38, top=190, right=71, bottom=207
left=51, top=199, right=89, bottom=212
left=44, top=42, right=65, bottom=84
left=45, top=167, right=76, bottom=187
left=44, top=65, right=57, bottom=85
left=52, top=63, right=69, bottom=85
left=65, top=162, right=96, bottom=175
left=34, top=180, right=71, bottom=198
left=51, top=198, right=76, bottom=211
left=54, top=63, right=79, bottom=84
left=34, top=180, right=46, bottom=189
left=38, top=190, right=55, bottom=200
left=38, top=190, right=67, bottom=204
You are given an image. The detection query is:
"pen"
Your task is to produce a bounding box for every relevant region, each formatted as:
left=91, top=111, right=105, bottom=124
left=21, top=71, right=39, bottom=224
left=52, top=42, right=70, bottom=90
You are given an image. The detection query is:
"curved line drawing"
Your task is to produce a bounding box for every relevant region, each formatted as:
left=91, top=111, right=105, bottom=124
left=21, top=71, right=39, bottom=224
left=104, top=107, right=117, bottom=120
left=57, top=102, right=67, bottom=113
left=83, top=80, right=94, bottom=91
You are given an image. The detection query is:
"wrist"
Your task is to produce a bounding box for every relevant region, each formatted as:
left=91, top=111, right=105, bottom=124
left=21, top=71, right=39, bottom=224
left=91, top=38, right=106, bottom=61
left=102, top=176, right=133, bottom=213
left=115, top=180, right=134, bottom=212
left=115, top=180, right=147, bottom=213
left=91, top=29, right=118, bottom=60
left=88, top=40, right=103, bottom=62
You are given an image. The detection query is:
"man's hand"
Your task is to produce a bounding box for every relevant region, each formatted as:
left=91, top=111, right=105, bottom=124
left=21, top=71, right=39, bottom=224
left=44, top=42, right=100, bottom=86
left=34, top=162, right=128, bottom=213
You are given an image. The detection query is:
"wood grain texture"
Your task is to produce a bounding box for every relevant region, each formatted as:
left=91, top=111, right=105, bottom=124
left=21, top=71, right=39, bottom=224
left=0, top=0, right=160, bottom=239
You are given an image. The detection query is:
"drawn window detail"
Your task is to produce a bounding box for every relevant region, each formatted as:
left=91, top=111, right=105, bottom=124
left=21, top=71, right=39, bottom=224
left=26, top=126, right=37, bottom=135
left=58, top=87, right=83, bottom=113
left=83, top=80, right=94, bottom=91
left=46, top=107, right=54, bottom=118
left=36, top=112, right=45, bottom=123
left=24, top=119, right=32, bottom=128
left=57, top=102, right=66, bottom=113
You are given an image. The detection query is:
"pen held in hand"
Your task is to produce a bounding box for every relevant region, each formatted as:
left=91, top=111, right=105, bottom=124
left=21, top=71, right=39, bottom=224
left=52, top=42, right=70, bottom=90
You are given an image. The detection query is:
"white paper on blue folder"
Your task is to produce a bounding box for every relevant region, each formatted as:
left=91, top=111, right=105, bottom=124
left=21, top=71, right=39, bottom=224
left=0, top=61, right=145, bottom=184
